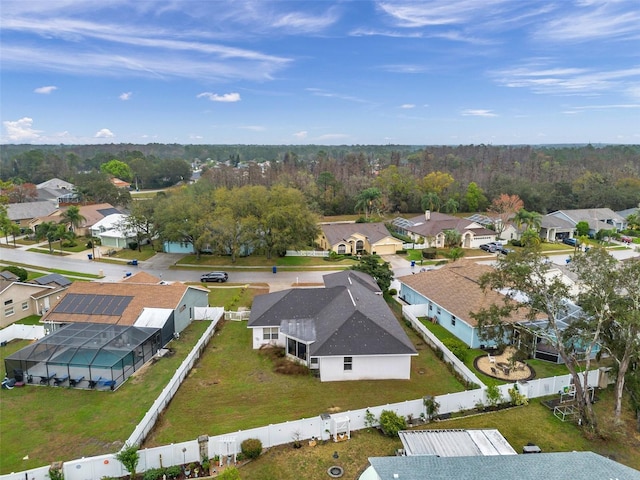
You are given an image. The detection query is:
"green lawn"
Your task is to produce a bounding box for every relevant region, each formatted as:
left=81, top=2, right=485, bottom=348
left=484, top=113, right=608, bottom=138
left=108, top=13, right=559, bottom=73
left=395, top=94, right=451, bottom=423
left=1, top=261, right=102, bottom=280
left=0, top=321, right=210, bottom=474
left=201, top=285, right=269, bottom=310
left=143, top=319, right=466, bottom=447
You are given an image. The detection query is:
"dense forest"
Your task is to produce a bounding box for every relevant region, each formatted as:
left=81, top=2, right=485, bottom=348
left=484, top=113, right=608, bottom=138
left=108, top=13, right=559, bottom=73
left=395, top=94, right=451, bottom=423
left=1, top=143, right=639, bottom=215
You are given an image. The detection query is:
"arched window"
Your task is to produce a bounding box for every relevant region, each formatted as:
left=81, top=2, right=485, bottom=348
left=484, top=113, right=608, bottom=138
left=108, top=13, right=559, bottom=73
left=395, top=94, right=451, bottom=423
left=338, top=244, right=346, bottom=254
left=355, top=239, right=364, bottom=252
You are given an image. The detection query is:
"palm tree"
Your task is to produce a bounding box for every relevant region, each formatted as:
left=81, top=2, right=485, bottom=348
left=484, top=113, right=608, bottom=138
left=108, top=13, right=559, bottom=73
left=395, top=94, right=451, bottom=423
left=443, top=229, right=462, bottom=248
left=514, top=208, right=542, bottom=232
left=61, top=205, right=86, bottom=234
left=354, top=188, right=382, bottom=219
left=421, top=192, right=441, bottom=213
left=35, top=222, right=62, bottom=253
left=442, top=198, right=459, bottom=214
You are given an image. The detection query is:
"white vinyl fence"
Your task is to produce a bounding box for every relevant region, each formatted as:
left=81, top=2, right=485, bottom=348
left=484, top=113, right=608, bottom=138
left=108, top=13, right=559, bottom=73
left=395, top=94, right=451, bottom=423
left=285, top=250, right=329, bottom=257
left=0, top=324, right=45, bottom=343
left=1, top=308, right=601, bottom=480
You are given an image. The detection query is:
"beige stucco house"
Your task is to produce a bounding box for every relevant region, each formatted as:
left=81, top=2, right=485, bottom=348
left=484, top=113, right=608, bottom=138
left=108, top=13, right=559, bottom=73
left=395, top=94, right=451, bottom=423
left=317, top=222, right=404, bottom=255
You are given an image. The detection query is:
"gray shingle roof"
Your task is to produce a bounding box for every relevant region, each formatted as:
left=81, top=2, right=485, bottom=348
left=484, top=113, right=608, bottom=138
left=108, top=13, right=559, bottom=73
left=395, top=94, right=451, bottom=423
left=7, top=201, right=59, bottom=221
left=248, top=272, right=416, bottom=357
left=31, top=273, right=72, bottom=287
left=320, top=222, right=402, bottom=247
left=368, top=451, right=640, bottom=480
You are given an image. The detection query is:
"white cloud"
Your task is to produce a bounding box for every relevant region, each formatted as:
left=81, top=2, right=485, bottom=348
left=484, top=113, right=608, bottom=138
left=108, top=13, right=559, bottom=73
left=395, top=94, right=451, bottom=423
left=2, top=117, right=41, bottom=141
left=400, top=104, right=415, bottom=109
left=197, top=92, right=241, bottom=102
left=240, top=125, right=265, bottom=131
left=461, top=109, right=497, bottom=117
left=34, top=85, right=57, bottom=94
left=119, top=92, right=132, bottom=100
left=95, top=128, right=114, bottom=138
left=293, top=131, right=308, bottom=139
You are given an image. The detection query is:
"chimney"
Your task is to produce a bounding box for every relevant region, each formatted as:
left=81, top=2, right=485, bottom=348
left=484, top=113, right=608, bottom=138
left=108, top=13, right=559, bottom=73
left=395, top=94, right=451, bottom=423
left=425, top=210, right=431, bottom=221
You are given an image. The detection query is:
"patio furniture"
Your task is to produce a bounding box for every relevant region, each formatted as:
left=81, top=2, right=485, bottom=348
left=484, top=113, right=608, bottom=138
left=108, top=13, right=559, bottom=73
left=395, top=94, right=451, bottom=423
left=69, top=375, right=85, bottom=387
left=53, top=374, right=69, bottom=386
left=487, top=354, right=496, bottom=364
left=491, top=367, right=498, bottom=376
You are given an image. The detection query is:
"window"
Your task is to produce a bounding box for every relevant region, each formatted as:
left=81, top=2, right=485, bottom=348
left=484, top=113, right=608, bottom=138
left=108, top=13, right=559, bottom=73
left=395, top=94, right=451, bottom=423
left=263, top=327, right=279, bottom=340
left=4, top=306, right=14, bottom=317
left=22, top=301, right=29, bottom=310
left=451, top=316, right=456, bottom=326
left=344, top=356, right=353, bottom=371
left=436, top=307, right=441, bottom=315
left=356, top=239, right=364, bottom=252
left=428, top=304, right=433, bottom=311
left=338, top=244, right=346, bottom=254
left=310, top=357, right=318, bottom=365
left=4, top=299, right=13, bottom=306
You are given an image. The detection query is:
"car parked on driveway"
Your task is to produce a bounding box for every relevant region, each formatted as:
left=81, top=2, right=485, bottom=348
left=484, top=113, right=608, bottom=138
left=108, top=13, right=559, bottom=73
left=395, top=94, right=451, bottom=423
left=480, top=242, right=499, bottom=252
left=563, top=237, right=578, bottom=247
left=200, top=271, right=229, bottom=282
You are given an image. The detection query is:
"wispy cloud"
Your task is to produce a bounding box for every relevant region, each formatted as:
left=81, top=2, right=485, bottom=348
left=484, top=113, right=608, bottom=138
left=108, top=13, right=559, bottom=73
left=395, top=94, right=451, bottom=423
left=306, top=88, right=370, bottom=104
left=34, top=85, right=57, bottom=94
left=95, top=128, right=114, bottom=138
left=535, top=3, right=640, bottom=42
left=119, top=92, right=132, bottom=100
left=461, top=109, right=497, bottom=117
left=400, top=104, right=415, bottom=109
left=240, top=125, right=265, bottom=131
left=493, top=62, right=640, bottom=96
left=293, top=131, right=308, bottom=139
left=197, top=92, right=241, bottom=103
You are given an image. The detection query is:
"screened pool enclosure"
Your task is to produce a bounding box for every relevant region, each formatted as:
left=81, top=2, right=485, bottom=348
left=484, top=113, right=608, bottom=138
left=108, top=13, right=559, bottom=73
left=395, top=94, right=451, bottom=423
left=4, top=323, right=161, bottom=390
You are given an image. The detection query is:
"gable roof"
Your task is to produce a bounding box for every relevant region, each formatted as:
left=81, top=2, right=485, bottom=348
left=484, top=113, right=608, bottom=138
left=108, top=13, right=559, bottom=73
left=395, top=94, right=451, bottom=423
left=366, top=452, right=640, bottom=480
left=249, top=271, right=416, bottom=357
left=38, top=203, right=122, bottom=229
left=40, top=280, right=197, bottom=326
left=320, top=222, right=402, bottom=247
left=30, top=273, right=72, bottom=288
left=398, top=261, right=527, bottom=326
left=6, top=201, right=59, bottom=221
left=548, top=208, right=626, bottom=231
left=36, top=178, right=74, bottom=190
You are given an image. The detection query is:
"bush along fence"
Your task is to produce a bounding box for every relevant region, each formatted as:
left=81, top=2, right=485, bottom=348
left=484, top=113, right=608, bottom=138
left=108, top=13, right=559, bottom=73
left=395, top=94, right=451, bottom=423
left=0, top=316, right=600, bottom=480
left=402, top=304, right=485, bottom=388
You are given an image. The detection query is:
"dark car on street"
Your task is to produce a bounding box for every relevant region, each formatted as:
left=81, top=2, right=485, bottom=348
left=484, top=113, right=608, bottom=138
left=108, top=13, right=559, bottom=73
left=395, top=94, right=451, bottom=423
left=480, top=242, right=498, bottom=252
left=200, top=271, right=229, bottom=283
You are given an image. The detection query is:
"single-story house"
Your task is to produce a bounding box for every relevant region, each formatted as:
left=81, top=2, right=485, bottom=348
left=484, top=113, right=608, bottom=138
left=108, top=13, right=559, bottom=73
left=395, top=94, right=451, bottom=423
left=317, top=222, right=404, bottom=255
left=398, top=262, right=533, bottom=349
left=40, top=272, right=209, bottom=335
left=36, top=178, right=78, bottom=204
left=0, top=273, right=68, bottom=327
left=466, top=213, right=521, bottom=242
left=544, top=208, right=628, bottom=239
left=248, top=270, right=417, bottom=382
left=6, top=201, right=60, bottom=232
left=361, top=451, right=640, bottom=480
left=539, top=215, right=576, bottom=242
left=392, top=211, right=496, bottom=249
left=34, top=203, right=123, bottom=237
left=90, top=213, right=137, bottom=248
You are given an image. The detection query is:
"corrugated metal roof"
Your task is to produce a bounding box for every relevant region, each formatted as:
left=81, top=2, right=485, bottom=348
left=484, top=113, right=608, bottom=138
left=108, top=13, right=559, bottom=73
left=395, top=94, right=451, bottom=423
left=399, top=429, right=517, bottom=457
left=135, top=308, right=173, bottom=329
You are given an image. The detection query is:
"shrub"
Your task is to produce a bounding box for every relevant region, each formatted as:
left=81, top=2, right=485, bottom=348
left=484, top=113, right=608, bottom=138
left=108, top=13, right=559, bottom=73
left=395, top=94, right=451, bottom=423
left=388, top=288, right=398, bottom=296
left=378, top=409, right=407, bottom=437
left=48, top=467, right=64, bottom=480
left=442, top=337, right=469, bottom=362
left=115, top=443, right=139, bottom=480
left=422, top=247, right=437, bottom=259
left=241, top=438, right=262, bottom=459
left=423, top=395, right=440, bottom=421
left=2, top=266, right=28, bottom=282
left=217, top=467, right=240, bottom=480
left=128, top=242, right=138, bottom=250
left=61, top=240, right=77, bottom=248
left=142, top=468, right=164, bottom=480
left=486, top=384, right=504, bottom=407
left=508, top=386, right=528, bottom=406
left=164, top=466, right=181, bottom=479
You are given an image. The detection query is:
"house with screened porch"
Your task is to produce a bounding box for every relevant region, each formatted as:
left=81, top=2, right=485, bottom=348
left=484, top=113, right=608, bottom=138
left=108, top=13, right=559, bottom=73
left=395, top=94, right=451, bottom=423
left=248, top=270, right=417, bottom=382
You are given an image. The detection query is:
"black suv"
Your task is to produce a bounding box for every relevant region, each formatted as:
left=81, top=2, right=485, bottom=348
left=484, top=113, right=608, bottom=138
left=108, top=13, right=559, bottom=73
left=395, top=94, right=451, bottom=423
left=200, top=271, right=229, bottom=283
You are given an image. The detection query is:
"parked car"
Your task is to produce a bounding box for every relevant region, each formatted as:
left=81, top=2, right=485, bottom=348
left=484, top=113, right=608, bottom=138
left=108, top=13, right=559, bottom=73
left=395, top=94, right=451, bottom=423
left=497, top=247, right=514, bottom=255
left=200, top=271, right=229, bottom=283
left=480, top=242, right=499, bottom=252
left=563, top=238, right=578, bottom=247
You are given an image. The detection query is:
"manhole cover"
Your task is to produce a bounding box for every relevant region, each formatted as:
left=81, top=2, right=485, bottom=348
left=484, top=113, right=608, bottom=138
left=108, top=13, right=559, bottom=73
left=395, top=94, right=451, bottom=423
left=327, top=465, right=344, bottom=478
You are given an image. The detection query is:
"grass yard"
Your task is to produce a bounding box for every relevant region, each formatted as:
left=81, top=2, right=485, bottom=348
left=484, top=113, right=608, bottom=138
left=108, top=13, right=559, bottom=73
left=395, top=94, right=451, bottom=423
left=0, top=321, right=211, bottom=474
left=232, top=392, right=640, bottom=479
left=203, top=285, right=270, bottom=310
left=178, top=253, right=358, bottom=269
left=143, top=319, right=466, bottom=447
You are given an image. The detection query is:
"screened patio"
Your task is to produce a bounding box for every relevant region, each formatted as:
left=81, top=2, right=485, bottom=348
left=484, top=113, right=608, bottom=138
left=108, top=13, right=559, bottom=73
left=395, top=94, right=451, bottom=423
left=4, top=322, right=161, bottom=390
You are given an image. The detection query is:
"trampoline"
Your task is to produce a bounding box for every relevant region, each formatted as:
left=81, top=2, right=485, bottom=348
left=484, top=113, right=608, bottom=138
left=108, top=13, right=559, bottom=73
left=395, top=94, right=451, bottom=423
left=4, top=322, right=161, bottom=390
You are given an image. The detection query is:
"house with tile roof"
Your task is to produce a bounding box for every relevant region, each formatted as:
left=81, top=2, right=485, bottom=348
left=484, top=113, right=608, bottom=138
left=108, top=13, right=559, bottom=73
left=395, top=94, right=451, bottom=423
left=317, top=222, right=404, bottom=255
left=541, top=208, right=627, bottom=242
left=40, top=272, right=209, bottom=335
left=35, top=203, right=123, bottom=237
left=392, top=211, right=496, bottom=249
left=397, top=262, right=532, bottom=349
left=248, top=270, right=417, bottom=381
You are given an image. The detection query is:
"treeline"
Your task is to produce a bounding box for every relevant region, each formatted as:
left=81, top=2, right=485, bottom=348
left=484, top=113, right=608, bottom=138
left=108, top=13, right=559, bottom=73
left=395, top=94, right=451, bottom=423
left=1, top=143, right=639, bottom=214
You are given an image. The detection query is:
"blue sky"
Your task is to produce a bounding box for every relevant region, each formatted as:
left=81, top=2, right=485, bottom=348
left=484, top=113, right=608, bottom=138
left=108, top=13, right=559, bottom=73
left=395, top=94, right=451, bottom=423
left=1, top=0, right=639, bottom=145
